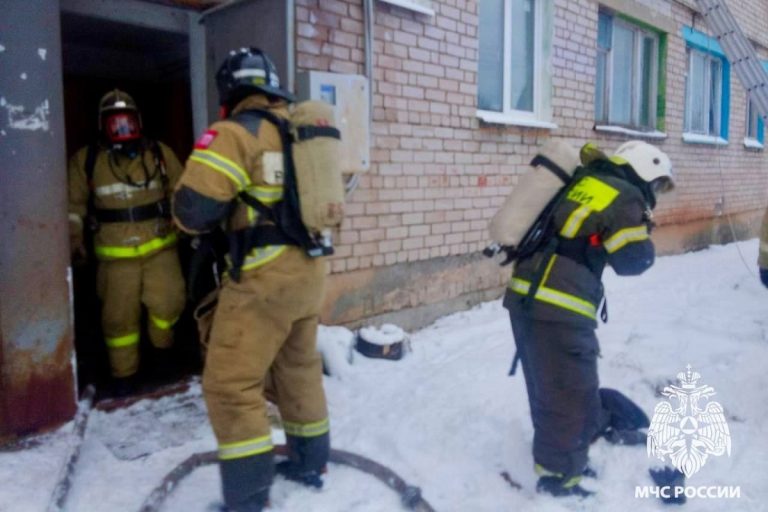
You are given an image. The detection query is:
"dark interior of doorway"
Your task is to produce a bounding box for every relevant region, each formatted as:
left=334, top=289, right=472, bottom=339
left=60, top=11, right=203, bottom=399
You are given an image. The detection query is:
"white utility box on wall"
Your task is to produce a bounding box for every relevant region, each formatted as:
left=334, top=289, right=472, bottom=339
left=296, top=71, right=370, bottom=173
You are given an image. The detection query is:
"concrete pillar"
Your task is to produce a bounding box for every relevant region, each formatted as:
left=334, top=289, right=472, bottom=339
left=0, top=0, right=76, bottom=439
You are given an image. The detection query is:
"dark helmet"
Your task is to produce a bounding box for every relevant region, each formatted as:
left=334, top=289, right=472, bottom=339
left=98, top=89, right=142, bottom=143
left=216, top=47, right=295, bottom=107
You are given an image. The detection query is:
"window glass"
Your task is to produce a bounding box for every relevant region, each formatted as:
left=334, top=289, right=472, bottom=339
left=478, top=0, right=505, bottom=112
left=509, top=0, right=535, bottom=111
left=610, top=23, right=634, bottom=125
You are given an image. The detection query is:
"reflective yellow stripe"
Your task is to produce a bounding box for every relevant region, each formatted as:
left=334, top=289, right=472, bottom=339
left=241, top=245, right=288, bottom=272
left=509, top=278, right=597, bottom=320
left=95, top=233, right=177, bottom=259
left=106, top=332, right=139, bottom=349
left=563, top=475, right=583, bottom=489
left=560, top=204, right=592, bottom=239
left=603, top=225, right=649, bottom=254
left=560, top=176, right=620, bottom=239
left=535, top=463, right=563, bottom=478
left=245, top=185, right=283, bottom=205
left=283, top=418, right=330, bottom=438
left=150, top=314, right=178, bottom=331
left=218, top=435, right=273, bottom=460
left=189, top=149, right=251, bottom=191
left=243, top=185, right=283, bottom=223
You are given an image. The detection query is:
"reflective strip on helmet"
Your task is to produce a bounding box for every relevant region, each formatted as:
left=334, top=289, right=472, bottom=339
left=150, top=314, right=179, bottom=331
left=94, top=233, right=177, bottom=259
left=105, top=332, right=140, bottom=349
left=283, top=418, right=330, bottom=438
left=95, top=181, right=160, bottom=198
left=218, top=435, right=273, bottom=461
left=603, top=225, right=649, bottom=254
left=241, top=245, right=288, bottom=273
left=509, top=278, right=597, bottom=320
left=189, top=149, right=251, bottom=191
left=233, top=69, right=266, bottom=79
left=560, top=204, right=593, bottom=239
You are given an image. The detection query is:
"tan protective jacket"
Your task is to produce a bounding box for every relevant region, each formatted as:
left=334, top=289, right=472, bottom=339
left=173, top=95, right=290, bottom=272
left=68, top=141, right=183, bottom=260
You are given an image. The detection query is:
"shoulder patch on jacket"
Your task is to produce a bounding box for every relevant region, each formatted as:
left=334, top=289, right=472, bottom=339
left=194, top=130, right=218, bottom=149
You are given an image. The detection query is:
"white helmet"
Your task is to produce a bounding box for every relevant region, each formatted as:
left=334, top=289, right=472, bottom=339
left=611, top=141, right=674, bottom=193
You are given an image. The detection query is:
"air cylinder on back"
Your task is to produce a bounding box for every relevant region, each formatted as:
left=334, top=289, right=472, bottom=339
left=488, top=140, right=581, bottom=246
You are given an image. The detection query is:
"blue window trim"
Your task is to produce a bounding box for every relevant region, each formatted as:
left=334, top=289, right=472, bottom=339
left=682, top=26, right=730, bottom=140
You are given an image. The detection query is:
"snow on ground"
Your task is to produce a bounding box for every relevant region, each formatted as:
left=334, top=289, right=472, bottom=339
left=2, top=240, right=768, bottom=512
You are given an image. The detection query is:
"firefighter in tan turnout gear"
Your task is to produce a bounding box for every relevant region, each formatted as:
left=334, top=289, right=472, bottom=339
left=503, top=141, right=674, bottom=497
left=68, top=89, right=185, bottom=394
left=173, top=48, right=334, bottom=512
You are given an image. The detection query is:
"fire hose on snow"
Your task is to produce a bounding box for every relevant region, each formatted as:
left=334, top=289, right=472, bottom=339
left=138, top=445, right=436, bottom=512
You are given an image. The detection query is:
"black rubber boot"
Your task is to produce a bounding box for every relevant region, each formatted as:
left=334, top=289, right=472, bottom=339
left=276, top=433, right=330, bottom=489
left=536, top=475, right=594, bottom=498
left=220, top=452, right=273, bottom=512
left=110, top=373, right=139, bottom=399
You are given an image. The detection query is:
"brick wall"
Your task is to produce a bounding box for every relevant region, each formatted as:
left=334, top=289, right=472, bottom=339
left=295, top=0, right=768, bottom=327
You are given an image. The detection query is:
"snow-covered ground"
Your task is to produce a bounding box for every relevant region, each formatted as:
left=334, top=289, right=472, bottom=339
left=2, top=239, right=768, bottom=512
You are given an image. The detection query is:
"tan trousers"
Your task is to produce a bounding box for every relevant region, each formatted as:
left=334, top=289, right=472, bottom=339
left=203, top=247, right=328, bottom=450
left=97, top=247, right=186, bottom=378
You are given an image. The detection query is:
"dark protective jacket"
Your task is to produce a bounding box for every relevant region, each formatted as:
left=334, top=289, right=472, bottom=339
left=503, top=163, right=655, bottom=327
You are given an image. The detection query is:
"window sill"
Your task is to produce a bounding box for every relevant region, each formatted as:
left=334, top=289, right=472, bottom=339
left=682, top=133, right=728, bottom=145
left=477, top=110, right=558, bottom=129
left=594, top=125, right=668, bottom=139
left=743, top=137, right=764, bottom=150
left=378, top=0, right=435, bottom=16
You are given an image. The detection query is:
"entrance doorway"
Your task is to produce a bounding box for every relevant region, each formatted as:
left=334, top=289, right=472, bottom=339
left=60, top=9, right=199, bottom=396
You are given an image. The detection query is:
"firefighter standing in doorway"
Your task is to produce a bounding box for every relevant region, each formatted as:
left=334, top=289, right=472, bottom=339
left=504, top=141, right=675, bottom=497
left=68, top=89, right=185, bottom=395
left=172, top=48, right=330, bottom=512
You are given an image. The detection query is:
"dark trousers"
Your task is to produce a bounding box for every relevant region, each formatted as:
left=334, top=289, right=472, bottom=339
left=509, top=309, right=608, bottom=478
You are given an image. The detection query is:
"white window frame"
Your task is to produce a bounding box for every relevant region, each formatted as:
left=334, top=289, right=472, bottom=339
left=683, top=47, right=724, bottom=140
left=476, top=0, right=555, bottom=128
left=594, top=14, right=661, bottom=132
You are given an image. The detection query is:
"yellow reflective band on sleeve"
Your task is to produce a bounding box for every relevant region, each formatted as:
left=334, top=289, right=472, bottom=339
left=563, top=475, right=583, bottom=489
left=241, top=245, right=288, bottom=273
left=218, top=435, right=273, bottom=461
left=95, top=233, right=177, bottom=259
left=105, top=332, right=140, bottom=349
left=150, top=314, right=179, bottom=331
left=509, top=277, right=597, bottom=320
left=566, top=176, right=619, bottom=211
left=603, top=225, right=649, bottom=254
left=283, top=418, right=330, bottom=438
left=560, top=204, right=592, bottom=239
left=189, top=149, right=251, bottom=191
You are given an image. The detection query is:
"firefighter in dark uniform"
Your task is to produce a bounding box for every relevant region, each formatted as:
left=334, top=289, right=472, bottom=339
left=68, top=89, right=185, bottom=394
left=172, top=48, right=330, bottom=512
left=504, top=141, right=674, bottom=497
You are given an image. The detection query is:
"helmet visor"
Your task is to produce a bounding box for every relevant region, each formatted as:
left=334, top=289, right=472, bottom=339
left=104, top=112, right=140, bottom=142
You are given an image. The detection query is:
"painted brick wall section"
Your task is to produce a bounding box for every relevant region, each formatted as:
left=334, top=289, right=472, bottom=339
left=296, top=0, right=768, bottom=323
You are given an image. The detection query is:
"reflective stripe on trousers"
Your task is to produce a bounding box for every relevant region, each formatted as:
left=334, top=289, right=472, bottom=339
left=283, top=418, right=330, bottom=438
